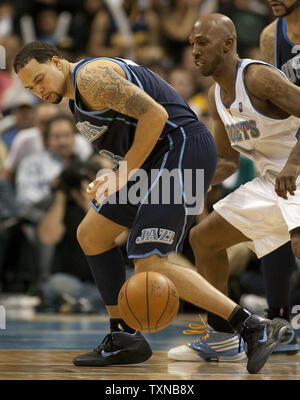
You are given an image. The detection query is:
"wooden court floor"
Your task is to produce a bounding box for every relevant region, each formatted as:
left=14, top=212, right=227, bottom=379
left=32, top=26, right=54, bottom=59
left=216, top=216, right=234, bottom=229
left=0, top=313, right=300, bottom=380
left=0, top=350, right=300, bottom=380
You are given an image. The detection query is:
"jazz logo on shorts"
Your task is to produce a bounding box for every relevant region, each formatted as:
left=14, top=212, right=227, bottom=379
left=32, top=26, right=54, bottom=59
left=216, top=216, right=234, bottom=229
left=136, top=228, right=175, bottom=245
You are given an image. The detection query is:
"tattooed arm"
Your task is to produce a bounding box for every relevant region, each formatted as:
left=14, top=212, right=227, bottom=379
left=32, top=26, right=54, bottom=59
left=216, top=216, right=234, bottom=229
left=77, top=60, right=168, bottom=175
left=260, top=22, right=276, bottom=65
left=246, top=64, right=300, bottom=118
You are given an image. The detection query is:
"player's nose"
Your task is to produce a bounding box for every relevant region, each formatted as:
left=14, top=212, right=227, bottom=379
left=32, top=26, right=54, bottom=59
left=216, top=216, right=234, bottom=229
left=192, top=45, right=200, bottom=57
left=37, top=86, right=47, bottom=100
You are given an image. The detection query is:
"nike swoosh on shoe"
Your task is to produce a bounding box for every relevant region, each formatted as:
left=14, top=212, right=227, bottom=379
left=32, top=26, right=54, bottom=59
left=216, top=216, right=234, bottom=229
left=258, top=325, right=268, bottom=343
left=101, top=349, right=122, bottom=358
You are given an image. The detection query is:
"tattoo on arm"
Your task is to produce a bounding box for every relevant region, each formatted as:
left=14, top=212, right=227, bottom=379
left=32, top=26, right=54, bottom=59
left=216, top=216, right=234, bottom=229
left=256, top=68, right=300, bottom=117
left=259, top=71, right=286, bottom=97
left=78, top=66, right=154, bottom=118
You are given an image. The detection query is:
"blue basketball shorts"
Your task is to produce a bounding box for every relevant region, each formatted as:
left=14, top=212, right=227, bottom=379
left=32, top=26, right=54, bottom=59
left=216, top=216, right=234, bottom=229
left=91, top=121, right=217, bottom=258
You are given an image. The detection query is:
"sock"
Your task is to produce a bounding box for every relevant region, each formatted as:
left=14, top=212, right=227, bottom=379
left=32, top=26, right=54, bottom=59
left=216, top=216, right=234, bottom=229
left=207, top=312, right=235, bottom=333
left=227, top=305, right=252, bottom=333
left=110, top=318, right=135, bottom=334
left=86, top=247, right=126, bottom=306
left=261, top=242, right=295, bottom=317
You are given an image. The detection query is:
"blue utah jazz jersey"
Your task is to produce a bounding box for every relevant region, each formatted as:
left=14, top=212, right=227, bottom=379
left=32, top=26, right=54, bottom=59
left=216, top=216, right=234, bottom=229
left=275, top=17, right=300, bottom=86
left=69, top=57, right=199, bottom=163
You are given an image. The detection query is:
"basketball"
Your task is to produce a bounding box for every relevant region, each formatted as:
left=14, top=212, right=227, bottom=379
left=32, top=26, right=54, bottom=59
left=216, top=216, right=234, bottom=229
left=118, top=271, right=179, bottom=333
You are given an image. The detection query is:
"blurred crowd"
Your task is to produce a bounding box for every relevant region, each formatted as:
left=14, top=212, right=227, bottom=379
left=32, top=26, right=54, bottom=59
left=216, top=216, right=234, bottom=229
left=1, top=0, right=299, bottom=315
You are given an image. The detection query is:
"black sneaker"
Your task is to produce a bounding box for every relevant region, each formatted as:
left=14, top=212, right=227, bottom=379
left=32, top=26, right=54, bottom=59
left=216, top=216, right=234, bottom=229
left=73, top=330, right=152, bottom=366
left=241, top=315, right=288, bottom=374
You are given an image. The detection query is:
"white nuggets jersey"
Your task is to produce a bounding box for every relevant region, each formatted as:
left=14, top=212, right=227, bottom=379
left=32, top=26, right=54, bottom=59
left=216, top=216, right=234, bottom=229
left=214, top=58, right=300, bottom=176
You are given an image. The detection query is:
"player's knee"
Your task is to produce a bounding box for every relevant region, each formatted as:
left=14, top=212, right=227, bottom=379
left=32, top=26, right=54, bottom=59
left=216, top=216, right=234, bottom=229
left=291, top=227, right=300, bottom=260
left=189, top=225, right=198, bottom=249
left=76, top=221, right=108, bottom=253
left=189, top=224, right=212, bottom=253
left=76, top=221, right=91, bottom=251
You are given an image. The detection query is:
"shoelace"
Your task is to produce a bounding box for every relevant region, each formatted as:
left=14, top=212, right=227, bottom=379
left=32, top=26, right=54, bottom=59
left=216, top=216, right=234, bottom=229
left=183, top=315, right=245, bottom=352
left=182, top=315, right=210, bottom=343
left=94, top=333, right=115, bottom=354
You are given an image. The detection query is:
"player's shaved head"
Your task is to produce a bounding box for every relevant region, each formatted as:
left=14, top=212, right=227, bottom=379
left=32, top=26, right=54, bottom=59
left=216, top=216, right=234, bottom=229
left=191, top=13, right=237, bottom=50
left=189, top=14, right=239, bottom=77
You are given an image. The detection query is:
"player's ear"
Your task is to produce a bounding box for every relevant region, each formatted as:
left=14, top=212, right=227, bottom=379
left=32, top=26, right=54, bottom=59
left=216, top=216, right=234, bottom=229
left=52, top=55, right=62, bottom=70
left=223, top=37, right=234, bottom=53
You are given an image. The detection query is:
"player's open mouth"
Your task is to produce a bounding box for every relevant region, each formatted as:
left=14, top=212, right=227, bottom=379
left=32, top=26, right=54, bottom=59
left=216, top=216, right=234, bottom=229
left=195, top=58, right=205, bottom=66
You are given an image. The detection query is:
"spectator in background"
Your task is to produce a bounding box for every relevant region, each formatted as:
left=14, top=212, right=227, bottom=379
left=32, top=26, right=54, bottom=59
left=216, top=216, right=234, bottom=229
left=2, top=102, right=58, bottom=182
left=15, top=113, right=85, bottom=208
left=217, top=0, right=272, bottom=56
left=3, top=102, right=93, bottom=182
left=18, top=3, right=73, bottom=54
left=112, top=0, right=161, bottom=54
left=35, top=6, right=59, bottom=44
left=0, top=92, right=37, bottom=151
left=160, top=0, right=203, bottom=66
left=0, top=2, right=16, bottom=37
left=69, top=0, right=116, bottom=57
left=72, top=0, right=161, bottom=59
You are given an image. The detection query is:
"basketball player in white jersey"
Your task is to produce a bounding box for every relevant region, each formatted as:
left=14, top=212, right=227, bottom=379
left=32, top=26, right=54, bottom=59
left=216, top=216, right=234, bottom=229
left=168, top=13, right=300, bottom=363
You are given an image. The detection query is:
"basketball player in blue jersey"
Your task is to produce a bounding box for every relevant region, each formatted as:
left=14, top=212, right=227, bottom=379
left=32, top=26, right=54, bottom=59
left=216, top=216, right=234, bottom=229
left=169, top=13, right=300, bottom=364
left=257, top=0, right=300, bottom=354
left=13, top=41, right=288, bottom=374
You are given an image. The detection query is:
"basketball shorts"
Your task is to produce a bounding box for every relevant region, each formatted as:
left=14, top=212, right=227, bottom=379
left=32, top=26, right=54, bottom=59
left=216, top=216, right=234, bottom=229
left=91, top=121, right=217, bottom=258
left=213, top=172, right=300, bottom=258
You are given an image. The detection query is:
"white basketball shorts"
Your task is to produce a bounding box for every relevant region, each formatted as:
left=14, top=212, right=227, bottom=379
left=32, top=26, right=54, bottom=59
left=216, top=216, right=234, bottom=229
left=213, top=173, right=300, bottom=258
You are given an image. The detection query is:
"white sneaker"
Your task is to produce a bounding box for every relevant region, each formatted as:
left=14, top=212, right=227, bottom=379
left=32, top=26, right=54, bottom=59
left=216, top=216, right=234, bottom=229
left=168, top=315, right=246, bottom=362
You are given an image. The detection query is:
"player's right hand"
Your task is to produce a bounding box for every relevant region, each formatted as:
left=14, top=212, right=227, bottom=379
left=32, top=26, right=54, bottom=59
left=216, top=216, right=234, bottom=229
left=86, top=179, right=102, bottom=203
left=275, top=163, right=299, bottom=200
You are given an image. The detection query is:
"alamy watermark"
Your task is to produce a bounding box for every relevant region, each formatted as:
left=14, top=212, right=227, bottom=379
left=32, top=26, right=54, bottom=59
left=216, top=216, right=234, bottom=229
left=291, top=305, right=300, bottom=330
left=94, top=163, right=205, bottom=215
left=0, top=306, right=5, bottom=329
left=0, top=45, right=5, bottom=70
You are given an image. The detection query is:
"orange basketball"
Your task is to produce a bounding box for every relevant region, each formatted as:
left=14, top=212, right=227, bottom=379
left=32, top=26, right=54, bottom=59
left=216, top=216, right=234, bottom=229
left=118, top=271, right=179, bottom=333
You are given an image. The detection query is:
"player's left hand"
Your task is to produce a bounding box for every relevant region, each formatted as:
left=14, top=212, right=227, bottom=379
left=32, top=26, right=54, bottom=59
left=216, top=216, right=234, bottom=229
left=95, top=170, right=119, bottom=204
left=275, top=163, right=299, bottom=200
